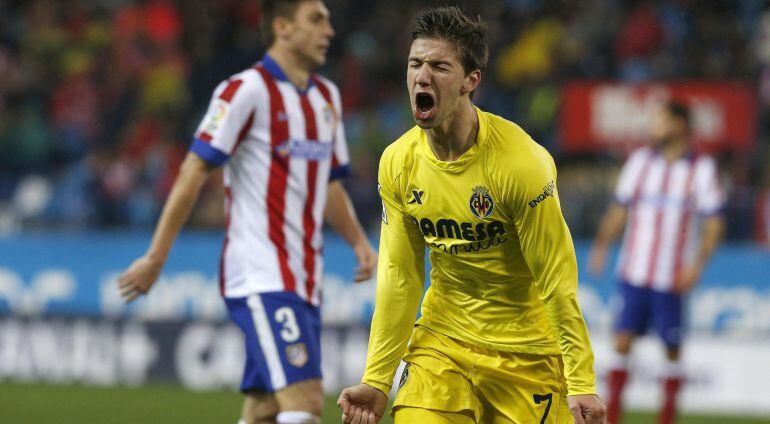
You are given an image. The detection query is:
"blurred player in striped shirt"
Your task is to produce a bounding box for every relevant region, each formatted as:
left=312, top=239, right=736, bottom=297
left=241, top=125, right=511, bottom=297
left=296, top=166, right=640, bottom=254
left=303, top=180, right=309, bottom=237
left=589, top=101, right=725, bottom=424
left=117, top=1, right=376, bottom=423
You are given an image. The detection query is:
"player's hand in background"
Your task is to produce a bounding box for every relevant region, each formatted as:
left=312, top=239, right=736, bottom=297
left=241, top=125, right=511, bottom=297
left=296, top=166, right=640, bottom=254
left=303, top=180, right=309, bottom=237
left=353, top=241, right=377, bottom=283
left=338, top=383, right=387, bottom=424
left=568, top=394, right=607, bottom=424
left=118, top=255, right=164, bottom=302
left=675, top=262, right=701, bottom=294
left=587, top=245, right=608, bottom=278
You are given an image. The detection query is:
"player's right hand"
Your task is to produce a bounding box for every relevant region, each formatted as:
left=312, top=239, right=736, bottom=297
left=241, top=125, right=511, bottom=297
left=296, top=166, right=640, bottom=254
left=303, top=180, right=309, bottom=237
left=337, top=383, right=387, bottom=424
left=117, top=255, right=164, bottom=302
left=353, top=241, right=377, bottom=283
left=587, top=245, right=607, bottom=278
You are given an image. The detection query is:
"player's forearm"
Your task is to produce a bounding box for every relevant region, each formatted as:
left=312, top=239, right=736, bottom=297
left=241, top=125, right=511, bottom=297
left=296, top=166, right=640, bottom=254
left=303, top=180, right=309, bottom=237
left=523, top=206, right=597, bottom=394
left=361, top=224, right=424, bottom=394
left=593, top=204, right=627, bottom=249
left=543, top=291, right=597, bottom=396
left=325, top=180, right=369, bottom=248
left=146, top=154, right=212, bottom=262
left=537, top=248, right=597, bottom=395
left=693, top=215, right=725, bottom=268
left=362, top=273, right=423, bottom=394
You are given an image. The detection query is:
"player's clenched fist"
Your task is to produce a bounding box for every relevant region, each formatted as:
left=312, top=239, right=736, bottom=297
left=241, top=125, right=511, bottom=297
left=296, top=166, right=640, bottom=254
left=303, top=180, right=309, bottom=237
left=117, top=255, right=164, bottom=302
left=568, top=394, right=607, bottom=424
left=338, top=384, right=388, bottom=424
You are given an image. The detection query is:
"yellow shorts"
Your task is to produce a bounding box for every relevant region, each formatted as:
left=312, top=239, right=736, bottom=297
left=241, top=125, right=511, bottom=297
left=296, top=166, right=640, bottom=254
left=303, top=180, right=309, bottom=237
left=392, top=325, right=572, bottom=423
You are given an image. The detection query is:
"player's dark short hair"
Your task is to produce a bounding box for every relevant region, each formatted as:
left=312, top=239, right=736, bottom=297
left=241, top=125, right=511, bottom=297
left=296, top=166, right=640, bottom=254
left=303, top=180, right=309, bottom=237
left=261, top=0, right=306, bottom=47
left=411, top=6, right=489, bottom=74
left=665, top=101, right=691, bottom=132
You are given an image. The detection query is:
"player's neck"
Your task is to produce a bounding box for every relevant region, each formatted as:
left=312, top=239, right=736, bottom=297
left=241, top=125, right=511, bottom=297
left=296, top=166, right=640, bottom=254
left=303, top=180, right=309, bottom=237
left=660, top=138, right=689, bottom=162
left=267, top=47, right=312, bottom=91
left=426, top=100, right=479, bottom=162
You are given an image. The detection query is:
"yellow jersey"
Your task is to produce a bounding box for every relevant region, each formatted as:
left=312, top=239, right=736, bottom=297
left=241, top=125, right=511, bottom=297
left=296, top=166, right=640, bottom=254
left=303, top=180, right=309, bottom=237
left=362, top=107, right=597, bottom=397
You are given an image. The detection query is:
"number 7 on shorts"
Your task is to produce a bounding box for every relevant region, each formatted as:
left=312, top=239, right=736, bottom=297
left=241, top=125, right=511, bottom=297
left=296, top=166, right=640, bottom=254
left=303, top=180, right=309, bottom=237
left=533, top=393, right=553, bottom=424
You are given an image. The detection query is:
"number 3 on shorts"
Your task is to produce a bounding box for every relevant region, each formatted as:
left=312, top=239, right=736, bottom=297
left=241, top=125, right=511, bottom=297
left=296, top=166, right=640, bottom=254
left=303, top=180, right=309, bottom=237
left=533, top=393, right=553, bottom=424
left=275, top=306, right=301, bottom=342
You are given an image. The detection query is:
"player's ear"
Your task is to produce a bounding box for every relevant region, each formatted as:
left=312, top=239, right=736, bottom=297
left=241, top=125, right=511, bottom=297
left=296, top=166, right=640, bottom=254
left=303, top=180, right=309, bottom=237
left=273, top=16, right=292, bottom=41
left=461, top=70, right=481, bottom=96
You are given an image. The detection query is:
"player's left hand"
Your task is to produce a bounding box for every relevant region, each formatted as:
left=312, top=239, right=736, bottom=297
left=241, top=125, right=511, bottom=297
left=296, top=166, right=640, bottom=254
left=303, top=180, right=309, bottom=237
left=353, top=240, right=377, bottom=283
left=117, top=255, right=164, bottom=302
left=587, top=245, right=608, bottom=278
left=567, top=394, right=607, bottom=424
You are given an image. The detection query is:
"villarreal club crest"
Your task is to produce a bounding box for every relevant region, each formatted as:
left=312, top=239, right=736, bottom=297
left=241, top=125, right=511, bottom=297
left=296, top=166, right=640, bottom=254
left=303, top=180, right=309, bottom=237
left=470, top=186, right=494, bottom=219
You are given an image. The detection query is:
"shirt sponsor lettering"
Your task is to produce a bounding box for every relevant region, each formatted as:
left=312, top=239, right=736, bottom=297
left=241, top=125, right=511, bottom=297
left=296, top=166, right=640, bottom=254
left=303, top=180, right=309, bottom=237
left=275, top=139, right=333, bottom=161
left=528, top=181, right=556, bottom=208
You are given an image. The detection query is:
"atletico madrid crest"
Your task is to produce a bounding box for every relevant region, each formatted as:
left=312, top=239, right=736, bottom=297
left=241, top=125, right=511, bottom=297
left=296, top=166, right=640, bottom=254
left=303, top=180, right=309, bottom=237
left=286, top=343, right=308, bottom=368
left=469, top=186, right=494, bottom=219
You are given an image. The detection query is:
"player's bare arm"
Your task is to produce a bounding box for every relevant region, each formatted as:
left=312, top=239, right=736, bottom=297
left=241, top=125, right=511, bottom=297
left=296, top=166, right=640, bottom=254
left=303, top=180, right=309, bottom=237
left=588, top=203, right=628, bottom=277
left=325, top=180, right=376, bottom=282
left=118, top=153, right=213, bottom=302
left=677, top=214, right=724, bottom=293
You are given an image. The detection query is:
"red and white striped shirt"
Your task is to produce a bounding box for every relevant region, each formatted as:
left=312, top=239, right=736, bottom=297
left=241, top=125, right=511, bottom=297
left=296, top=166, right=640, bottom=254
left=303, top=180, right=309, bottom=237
left=190, top=55, right=350, bottom=305
left=615, top=147, right=724, bottom=293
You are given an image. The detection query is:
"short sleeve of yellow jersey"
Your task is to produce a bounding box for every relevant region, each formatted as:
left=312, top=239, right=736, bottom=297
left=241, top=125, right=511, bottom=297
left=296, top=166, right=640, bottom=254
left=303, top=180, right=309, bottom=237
left=362, top=143, right=426, bottom=395
left=505, top=144, right=596, bottom=396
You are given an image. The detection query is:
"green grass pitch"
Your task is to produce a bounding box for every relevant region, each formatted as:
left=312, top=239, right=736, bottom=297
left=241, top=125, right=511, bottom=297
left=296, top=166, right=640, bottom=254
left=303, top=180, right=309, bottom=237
left=0, top=382, right=767, bottom=423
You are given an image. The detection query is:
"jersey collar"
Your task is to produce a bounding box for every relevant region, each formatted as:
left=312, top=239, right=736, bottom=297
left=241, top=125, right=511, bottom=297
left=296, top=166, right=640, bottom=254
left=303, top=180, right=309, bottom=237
left=648, top=144, right=696, bottom=164
left=419, top=105, right=489, bottom=173
left=261, top=54, right=315, bottom=94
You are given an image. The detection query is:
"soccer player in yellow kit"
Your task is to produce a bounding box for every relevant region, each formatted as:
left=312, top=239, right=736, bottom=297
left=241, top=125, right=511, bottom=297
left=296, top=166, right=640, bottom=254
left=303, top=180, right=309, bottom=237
left=338, top=6, right=606, bottom=424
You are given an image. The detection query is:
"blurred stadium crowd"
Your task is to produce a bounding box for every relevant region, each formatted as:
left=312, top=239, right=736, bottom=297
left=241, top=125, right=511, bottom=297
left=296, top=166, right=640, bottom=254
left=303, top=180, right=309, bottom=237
left=1, top=0, right=769, bottom=243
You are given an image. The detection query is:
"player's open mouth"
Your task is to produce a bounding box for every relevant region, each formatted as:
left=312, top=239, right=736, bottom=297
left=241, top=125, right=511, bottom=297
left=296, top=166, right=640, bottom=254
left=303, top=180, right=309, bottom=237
left=415, top=92, right=436, bottom=121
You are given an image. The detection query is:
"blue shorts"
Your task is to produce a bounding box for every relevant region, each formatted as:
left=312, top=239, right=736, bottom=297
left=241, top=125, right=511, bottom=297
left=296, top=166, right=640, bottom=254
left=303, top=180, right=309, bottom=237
left=225, top=291, right=322, bottom=393
left=615, top=282, right=684, bottom=347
